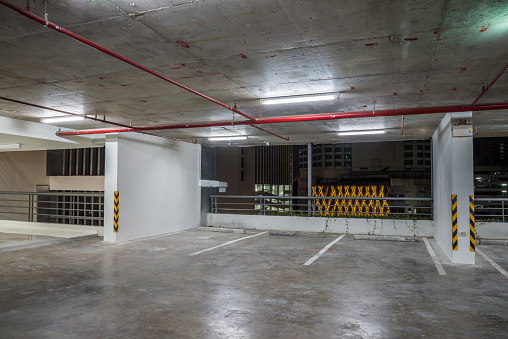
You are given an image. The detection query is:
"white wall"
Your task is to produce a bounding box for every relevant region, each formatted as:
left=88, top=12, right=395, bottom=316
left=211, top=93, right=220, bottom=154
left=49, top=176, right=104, bottom=191
left=208, top=214, right=434, bottom=237
left=104, top=133, right=201, bottom=242
left=0, top=150, right=49, bottom=221
left=432, top=113, right=474, bottom=264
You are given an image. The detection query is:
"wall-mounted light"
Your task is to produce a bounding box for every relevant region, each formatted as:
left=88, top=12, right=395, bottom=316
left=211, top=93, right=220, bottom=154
left=337, top=130, right=386, bottom=136
left=0, top=143, right=21, bottom=149
left=41, top=116, right=85, bottom=124
left=261, top=93, right=338, bottom=105
left=209, top=136, right=248, bottom=141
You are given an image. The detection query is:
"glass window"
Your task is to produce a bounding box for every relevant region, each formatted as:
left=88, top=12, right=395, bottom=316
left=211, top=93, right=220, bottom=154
left=417, top=145, right=423, bottom=150
left=405, top=160, right=413, bottom=165
left=417, top=153, right=423, bottom=158
left=344, top=161, right=352, bottom=166
left=334, top=147, right=342, bottom=152
left=325, top=148, right=332, bottom=152
left=344, top=146, right=352, bottom=152
left=314, top=148, right=322, bottom=153
left=404, top=152, right=413, bottom=157
left=344, top=154, right=351, bottom=159
left=404, top=145, right=413, bottom=150
left=425, top=160, right=431, bottom=165
left=425, top=153, right=431, bottom=158
left=325, top=155, right=332, bottom=159
left=425, top=145, right=430, bottom=150
left=325, top=162, right=333, bottom=167
left=417, top=160, right=424, bottom=165
left=335, top=154, right=342, bottom=159
left=313, top=162, right=319, bottom=167
left=335, top=161, right=342, bottom=167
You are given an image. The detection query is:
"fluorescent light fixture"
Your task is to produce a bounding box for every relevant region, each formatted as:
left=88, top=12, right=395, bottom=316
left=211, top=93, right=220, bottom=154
left=337, top=130, right=386, bottom=136
left=261, top=93, right=337, bottom=105
left=0, top=143, right=20, bottom=149
left=502, top=183, right=508, bottom=187
left=41, top=116, right=85, bottom=124
left=208, top=136, right=248, bottom=141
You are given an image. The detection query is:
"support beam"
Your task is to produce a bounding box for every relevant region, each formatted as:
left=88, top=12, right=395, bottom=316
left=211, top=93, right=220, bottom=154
left=56, top=102, right=508, bottom=137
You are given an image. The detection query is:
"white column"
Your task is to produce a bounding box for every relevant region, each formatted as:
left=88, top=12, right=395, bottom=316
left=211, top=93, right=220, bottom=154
left=103, top=134, right=119, bottom=242
left=432, top=112, right=474, bottom=264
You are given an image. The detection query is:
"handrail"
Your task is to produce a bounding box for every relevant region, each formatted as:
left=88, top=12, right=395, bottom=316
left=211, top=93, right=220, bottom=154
left=210, top=195, right=433, bottom=219
left=0, top=191, right=104, bottom=197
left=211, top=195, right=432, bottom=201
left=0, top=191, right=105, bottom=226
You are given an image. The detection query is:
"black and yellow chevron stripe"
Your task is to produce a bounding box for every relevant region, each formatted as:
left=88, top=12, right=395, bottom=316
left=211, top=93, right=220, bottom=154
left=114, top=191, right=119, bottom=233
left=451, top=194, right=458, bottom=251
left=469, top=195, right=475, bottom=252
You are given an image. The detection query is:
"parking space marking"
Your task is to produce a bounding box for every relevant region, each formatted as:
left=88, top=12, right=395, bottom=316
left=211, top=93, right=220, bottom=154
left=189, top=231, right=268, bottom=256
left=303, top=234, right=345, bottom=266
left=422, top=237, right=446, bottom=275
left=477, top=248, right=508, bottom=279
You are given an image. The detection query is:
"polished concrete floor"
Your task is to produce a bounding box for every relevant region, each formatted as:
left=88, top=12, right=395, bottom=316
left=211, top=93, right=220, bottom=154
left=1, top=230, right=507, bottom=338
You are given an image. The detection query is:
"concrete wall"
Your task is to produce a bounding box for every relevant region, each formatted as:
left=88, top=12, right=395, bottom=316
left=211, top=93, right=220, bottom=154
left=476, top=221, right=508, bottom=240
left=0, top=150, right=49, bottom=221
left=104, top=133, right=201, bottom=242
left=49, top=176, right=104, bottom=191
left=208, top=213, right=434, bottom=237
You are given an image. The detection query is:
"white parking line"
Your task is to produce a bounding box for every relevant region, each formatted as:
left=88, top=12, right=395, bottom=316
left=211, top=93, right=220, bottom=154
left=477, top=248, right=508, bottom=279
left=422, top=237, right=446, bottom=275
left=304, top=234, right=345, bottom=266
left=189, top=231, right=268, bottom=256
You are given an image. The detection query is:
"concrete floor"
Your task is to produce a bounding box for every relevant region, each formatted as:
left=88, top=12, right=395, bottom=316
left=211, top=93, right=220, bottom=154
left=0, top=230, right=507, bottom=338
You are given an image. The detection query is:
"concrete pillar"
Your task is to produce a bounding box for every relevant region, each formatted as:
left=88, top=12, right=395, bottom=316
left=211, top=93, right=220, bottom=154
left=307, top=143, right=312, bottom=216
left=432, top=112, right=474, bottom=264
left=104, top=135, right=119, bottom=242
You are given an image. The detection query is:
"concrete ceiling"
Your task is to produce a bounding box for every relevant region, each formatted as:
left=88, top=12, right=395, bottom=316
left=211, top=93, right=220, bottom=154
left=0, top=0, right=507, bottom=147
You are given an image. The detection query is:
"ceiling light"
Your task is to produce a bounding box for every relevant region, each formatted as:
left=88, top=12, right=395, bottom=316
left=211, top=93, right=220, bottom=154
left=0, top=143, right=21, bottom=149
left=41, top=116, right=85, bottom=124
left=209, top=136, right=248, bottom=141
left=261, top=93, right=338, bottom=105
left=337, top=130, right=386, bottom=136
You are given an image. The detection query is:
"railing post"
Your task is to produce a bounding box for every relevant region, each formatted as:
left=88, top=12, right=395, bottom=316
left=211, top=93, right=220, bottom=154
left=503, top=200, right=505, bottom=223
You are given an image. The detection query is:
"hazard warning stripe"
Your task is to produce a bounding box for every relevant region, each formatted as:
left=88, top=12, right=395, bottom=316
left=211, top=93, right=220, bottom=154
left=451, top=194, right=458, bottom=251
left=114, top=191, right=119, bottom=233
left=469, top=195, right=475, bottom=252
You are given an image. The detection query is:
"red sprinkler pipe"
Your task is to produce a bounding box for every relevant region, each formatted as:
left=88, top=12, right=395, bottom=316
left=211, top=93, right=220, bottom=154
left=56, top=102, right=508, bottom=136
left=0, top=0, right=256, bottom=122
left=471, top=62, right=508, bottom=107
left=252, top=125, right=289, bottom=141
left=0, top=95, right=196, bottom=144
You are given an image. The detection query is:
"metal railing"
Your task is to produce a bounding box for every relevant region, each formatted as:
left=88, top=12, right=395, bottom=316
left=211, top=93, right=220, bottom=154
left=0, top=191, right=104, bottom=226
left=210, top=195, right=433, bottom=219
left=475, top=198, right=508, bottom=222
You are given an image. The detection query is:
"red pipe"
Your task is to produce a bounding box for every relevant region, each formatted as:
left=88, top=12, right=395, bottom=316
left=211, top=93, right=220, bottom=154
left=471, top=62, right=508, bottom=107
left=0, top=95, right=196, bottom=144
left=0, top=0, right=256, bottom=122
left=252, top=125, right=289, bottom=141
left=56, top=102, right=508, bottom=136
